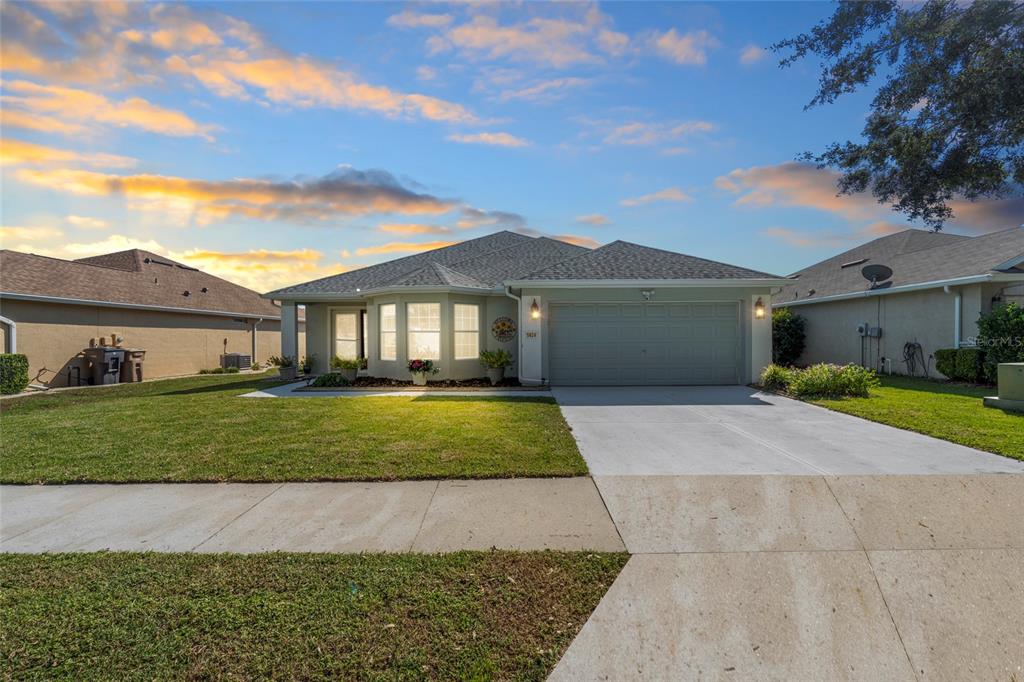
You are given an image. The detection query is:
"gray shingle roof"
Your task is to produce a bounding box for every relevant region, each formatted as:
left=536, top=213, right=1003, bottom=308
left=516, top=240, right=782, bottom=281
left=777, top=227, right=1024, bottom=304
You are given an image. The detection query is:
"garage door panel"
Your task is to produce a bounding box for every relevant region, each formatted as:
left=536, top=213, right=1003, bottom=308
left=548, top=301, right=742, bottom=386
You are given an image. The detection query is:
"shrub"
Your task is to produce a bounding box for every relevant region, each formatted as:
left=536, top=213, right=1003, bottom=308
left=199, top=367, right=227, bottom=374
left=225, top=366, right=240, bottom=374
left=0, top=353, right=30, bottom=394
left=330, top=356, right=362, bottom=370
left=772, top=308, right=806, bottom=366
left=310, top=373, right=351, bottom=388
left=759, top=363, right=794, bottom=391
left=250, top=362, right=261, bottom=371
left=934, top=348, right=957, bottom=378
left=954, top=347, right=984, bottom=383
left=976, top=302, right=1024, bottom=383
left=479, top=349, right=514, bottom=369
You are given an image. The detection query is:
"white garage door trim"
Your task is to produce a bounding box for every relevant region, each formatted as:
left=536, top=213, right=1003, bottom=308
left=547, top=301, right=743, bottom=386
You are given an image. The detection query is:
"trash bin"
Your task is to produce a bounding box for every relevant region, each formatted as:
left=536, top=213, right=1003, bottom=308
left=84, top=347, right=124, bottom=385
left=121, top=349, right=146, bottom=383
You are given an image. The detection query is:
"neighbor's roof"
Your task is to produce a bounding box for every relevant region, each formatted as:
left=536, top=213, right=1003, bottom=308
left=0, top=249, right=288, bottom=318
left=268, top=231, right=781, bottom=298
left=776, top=227, right=1024, bottom=305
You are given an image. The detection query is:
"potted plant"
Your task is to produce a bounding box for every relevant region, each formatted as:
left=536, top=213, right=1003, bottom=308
left=299, top=354, right=315, bottom=375
left=277, top=356, right=297, bottom=380
left=479, top=349, right=514, bottom=386
left=331, top=356, right=361, bottom=383
left=407, top=358, right=438, bottom=386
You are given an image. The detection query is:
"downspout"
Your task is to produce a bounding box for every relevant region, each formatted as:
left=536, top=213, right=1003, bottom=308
left=943, top=285, right=962, bottom=347
left=504, top=286, right=543, bottom=384
left=0, top=315, right=16, bottom=353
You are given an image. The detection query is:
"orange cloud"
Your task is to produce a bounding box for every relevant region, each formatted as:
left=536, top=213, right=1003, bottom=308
left=15, top=167, right=458, bottom=223
left=1, top=140, right=137, bottom=168
left=0, top=225, right=65, bottom=243
left=651, top=29, right=718, bottom=65
left=498, top=77, right=590, bottom=103
left=355, top=240, right=458, bottom=256
left=739, top=44, right=767, bottom=65
left=620, top=187, right=693, bottom=207
left=66, top=215, right=109, bottom=230
left=604, top=120, right=714, bottom=146
left=1, top=108, right=88, bottom=135
left=3, top=80, right=218, bottom=139
left=553, top=234, right=600, bottom=248
left=575, top=214, right=610, bottom=225
left=377, top=223, right=451, bottom=235
left=446, top=132, right=530, bottom=147
left=172, top=248, right=348, bottom=290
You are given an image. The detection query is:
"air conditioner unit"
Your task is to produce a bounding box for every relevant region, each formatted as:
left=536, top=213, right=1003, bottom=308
left=222, top=353, right=252, bottom=370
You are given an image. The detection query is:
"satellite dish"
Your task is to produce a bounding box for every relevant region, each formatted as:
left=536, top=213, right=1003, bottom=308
left=861, top=264, right=893, bottom=287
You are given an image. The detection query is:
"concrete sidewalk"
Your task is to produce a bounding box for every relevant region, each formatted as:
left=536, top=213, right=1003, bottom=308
left=0, top=477, right=624, bottom=553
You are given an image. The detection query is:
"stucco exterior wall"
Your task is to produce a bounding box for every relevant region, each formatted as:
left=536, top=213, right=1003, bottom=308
left=0, top=298, right=305, bottom=387
left=787, top=282, right=1023, bottom=378
left=520, top=286, right=774, bottom=384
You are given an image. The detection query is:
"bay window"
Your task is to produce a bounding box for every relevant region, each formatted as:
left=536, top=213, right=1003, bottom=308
left=379, top=304, right=396, bottom=361
left=407, top=302, right=440, bottom=360
left=453, top=303, right=479, bottom=360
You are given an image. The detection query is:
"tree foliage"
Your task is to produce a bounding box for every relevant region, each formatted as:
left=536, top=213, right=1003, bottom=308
left=772, top=307, right=807, bottom=366
left=774, top=0, right=1024, bottom=230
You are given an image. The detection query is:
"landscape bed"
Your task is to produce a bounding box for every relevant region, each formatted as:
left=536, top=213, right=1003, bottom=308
left=0, top=372, right=586, bottom=483
left=0, top=551, right=628, bottom=680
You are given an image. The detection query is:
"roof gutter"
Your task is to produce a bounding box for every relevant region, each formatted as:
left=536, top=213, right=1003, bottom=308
left=265, top=285, right=505, bottom=302
left=503, top=278, right=789, bottom=288
left=0, top=292, right=285, bottom=321
left=772, top=272, right=1022, bottom=308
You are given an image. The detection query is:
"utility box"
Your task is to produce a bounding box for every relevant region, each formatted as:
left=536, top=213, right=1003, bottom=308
left=984, top=363, right=1024, bottom=412
left=121, top=349, right=146, bottom=383
left=84, top=347, right=124, bottom=385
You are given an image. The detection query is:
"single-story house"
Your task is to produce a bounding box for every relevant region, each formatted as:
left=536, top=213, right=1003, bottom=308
left=774, top=227, right=1024, bottom=378
left=265, top=231, right=786, bottom=386
left=0, top=248, right=306, bottom=387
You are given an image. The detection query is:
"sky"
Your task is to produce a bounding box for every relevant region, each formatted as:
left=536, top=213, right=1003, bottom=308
left=2, top=1, right=1022, bottom=292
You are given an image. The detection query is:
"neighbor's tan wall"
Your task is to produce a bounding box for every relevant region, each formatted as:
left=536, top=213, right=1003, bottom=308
left=0, top=299, right=305, bottom=387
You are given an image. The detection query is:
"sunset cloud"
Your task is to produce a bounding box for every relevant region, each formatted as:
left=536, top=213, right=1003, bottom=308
left=3, top=80, right=219, bottom=140
left=355, top=240, right=458, bottom=257
left=1, top=140, right=137, bottom=168
left=387, top=11, right=453, bottom=29
left=553, top=234, right=600, bottom=248
left=1, top=108, right=88, bottom=136
left=498, top=77, right=590, bottom=103
left=456, top=207, right=526, bottom=230
left=15, top=167, right=458, bottom=223
left=447, top=132, right=530, bottom=147
left=601, top=120, right=715, bottom=146
left=651, top=29, right=718, bottom=65
left=172, top=247, right=349, bottom=291
left=66, top=215, right=110, bottom=230
left=739, top=44, right=767, bottom=65
left=377, top=223, right=451, bottom=235
left=0, top=225, right=65, bottom=243
left=575, top=214, right=610, bottom=226
left=620, top=187, right=693, bottom=207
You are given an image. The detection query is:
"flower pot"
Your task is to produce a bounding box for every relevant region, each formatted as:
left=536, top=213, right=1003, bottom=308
left=279, top=366, right=297, bottom=380
left=339, top=367, right=358, bottom=383
left=411, top=372, right=427, bottom=386
left=485, top=367, right=504, bottom=386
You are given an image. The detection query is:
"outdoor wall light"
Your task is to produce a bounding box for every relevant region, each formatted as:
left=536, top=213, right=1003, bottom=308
left=530, top=298, right=541, bottom=320
left=754, top=297, right=766, bottom=319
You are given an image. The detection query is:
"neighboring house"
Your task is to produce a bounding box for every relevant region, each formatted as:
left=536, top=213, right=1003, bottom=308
left=774, top=227, right=1024, bottom=378
left=265, top=231, right=786, bottom=386
left=0, top=249, right=306, bottom=387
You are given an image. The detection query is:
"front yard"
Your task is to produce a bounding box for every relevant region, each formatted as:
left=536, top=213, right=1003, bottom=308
left=811, top=375, right=1024, bottom=461
left=0, top=551, right=627, bottom=680
left=0, top=373, right=587, bottom=483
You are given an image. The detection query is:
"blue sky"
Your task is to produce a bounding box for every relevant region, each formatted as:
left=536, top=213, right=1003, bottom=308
left=2, top=1, right=1020, bottom=291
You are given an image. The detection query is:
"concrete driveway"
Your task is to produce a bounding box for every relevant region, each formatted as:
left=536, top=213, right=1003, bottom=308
left=553, top=385, right=1024, bottom=475
left=549, top=386, right=1024, bottom=680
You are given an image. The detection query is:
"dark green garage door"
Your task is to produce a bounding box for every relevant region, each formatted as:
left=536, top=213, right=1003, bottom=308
left=548, top=302, right=742, bottom=385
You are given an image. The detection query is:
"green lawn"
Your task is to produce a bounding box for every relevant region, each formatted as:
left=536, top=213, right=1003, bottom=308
left=0, top=373, right=587, bottom=483
left=811, top=375, right=1024, bottom=461
left=0, top=551, right=627, bottom=681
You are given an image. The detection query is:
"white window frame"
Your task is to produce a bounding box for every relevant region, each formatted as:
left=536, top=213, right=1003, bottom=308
left=379, top=303, right=397, bottom=361
left=406, top=302, right=441, bottom=361
left=453, top=303, right=480, bottom=360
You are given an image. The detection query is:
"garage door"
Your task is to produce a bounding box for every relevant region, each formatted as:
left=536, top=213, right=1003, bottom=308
left=548, top=302, right=742, bottom=385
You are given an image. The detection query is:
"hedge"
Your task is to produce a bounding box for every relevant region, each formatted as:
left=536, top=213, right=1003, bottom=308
left=772, top=308, right=806, bottom=366
left=0, top=353, right=30, bottom=394
left=935, top=347, right=987, bottom=383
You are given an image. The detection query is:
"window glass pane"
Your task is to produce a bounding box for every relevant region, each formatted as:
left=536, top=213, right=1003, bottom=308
left=408, top=331, right=440, bottom=360
left=380, top=304, right=396, bottom=332
left=454, top=304, right=479, bottom=331
left=454, top=331, right=479, bottom=360
left=335, top=313, right=357, bottom=340
left=407, top=303, right=440, bottom=331
left=335, top=340, right=357, bottom=359
left=380, top=332, right=396, bottom=361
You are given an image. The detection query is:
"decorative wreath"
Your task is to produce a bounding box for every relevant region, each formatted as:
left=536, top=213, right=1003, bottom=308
left=491, top=316, right=517, bottom=342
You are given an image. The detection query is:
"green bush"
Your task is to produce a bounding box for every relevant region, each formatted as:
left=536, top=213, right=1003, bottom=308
left=954, top=347, right=984, bottom=383
left=479, top=349, right=514, bottom=369
left=330, top=356, right=362, bottom=370
left=934, top=348, right=957, bottom=378
left=772, top=308, right=806, bottom=366
left=759, top=363, right=794, bottom=391
left=0, top=353, right=30, bottom=394
left=976, top=302, right=1024, bottom=383
left=310, top=373, right=351, bottom=388
left=761, top=362, right=880, bottom=399
left=225, top=366, right=240, bottom=374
